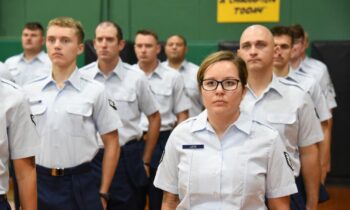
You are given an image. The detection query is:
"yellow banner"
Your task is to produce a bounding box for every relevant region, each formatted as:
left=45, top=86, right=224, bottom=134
left=217, top=0, right=280, bottom=23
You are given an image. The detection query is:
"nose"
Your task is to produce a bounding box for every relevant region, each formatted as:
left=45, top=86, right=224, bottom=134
left=215, top=82, right=225, bottom=93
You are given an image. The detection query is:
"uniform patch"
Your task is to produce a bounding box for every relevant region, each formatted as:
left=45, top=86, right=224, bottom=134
left=284, top=151, right=294, bottom=171
left=108, top=99, right=117, bottom=110
left=30, top=114, right=36, bottom=126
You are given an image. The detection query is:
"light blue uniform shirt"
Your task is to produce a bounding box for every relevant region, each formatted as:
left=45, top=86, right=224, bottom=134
left=133, top=63, right=191, bottom=131
left=0, top=62, right=14, bottom=82
left=5, top=51, right=51, bottom=86
left=0, top=79, right=40, bottom=194
left=282, top=68, right=332, bottom=122
left=294, top=56, right=337, bottom=109
left=240, top=75, right=324, bottom=176
left=80, top=59, right=158, bottom=146
left=154, top=110, right=297, bottom=210
left=23, top=69, right=122, bottom=168
left=162, top=60, right=203, bottom=117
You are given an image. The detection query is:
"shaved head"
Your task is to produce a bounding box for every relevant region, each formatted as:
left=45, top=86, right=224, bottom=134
left=239, top=25, right=274, bottom=46
left=238, top=25, right=275, bottom=72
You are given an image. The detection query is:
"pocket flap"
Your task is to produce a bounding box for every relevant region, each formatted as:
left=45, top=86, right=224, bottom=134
left=151, top=85, right=172, bottom=96
left=66, top=103, right=92, bottom=117
left=114, top=92, right=136, bottom=102
left=30, top=104, right=47, bottom=115
left=267, top=113, right=296, bottom=124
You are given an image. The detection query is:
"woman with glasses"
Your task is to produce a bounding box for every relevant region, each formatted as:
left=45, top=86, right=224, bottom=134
left=153, top=51, right=297, bottom=210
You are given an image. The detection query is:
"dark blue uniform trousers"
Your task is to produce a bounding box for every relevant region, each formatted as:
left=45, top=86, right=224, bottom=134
left=290, top=175, right=330, bottom=210
left=146, top=130, right=172, bottom=210
left=37, top=163, right=102, bottom=210
left=0, top=195, right=11, bottom=210
left=92, top=140, right=148, bottom=210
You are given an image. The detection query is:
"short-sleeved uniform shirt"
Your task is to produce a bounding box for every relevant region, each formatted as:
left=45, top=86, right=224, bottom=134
left=296, top=56, right=337, bottom=109
left=240, top=75, right=324, bottom=176
left=23, top=69, right=122, bottom=168
left=133, top=63, right=191, bottom=131
left=154, top=110, right=297, bottom=210
left=162, top=60, right=203, bottom=117
left=80, top=59, right=158, bottom=146
left=5, top=51, right=51, bottom=86
left=0, top=79, right=40, bottom=194
left=0, top=62, right=14, bottom=82
left=282, top=68, right=332, bottom=122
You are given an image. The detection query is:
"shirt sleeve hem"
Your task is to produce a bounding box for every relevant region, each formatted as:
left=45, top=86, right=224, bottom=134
left=11, top=146, right=40, bottom=160
left=266, top=183, right=298, bottom=198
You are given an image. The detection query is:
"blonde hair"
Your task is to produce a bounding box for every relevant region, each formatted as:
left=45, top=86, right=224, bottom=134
left=48, top=17, right=84, bottom=43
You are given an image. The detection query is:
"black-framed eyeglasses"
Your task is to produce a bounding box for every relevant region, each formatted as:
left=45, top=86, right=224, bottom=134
left=201, top=79, right=240, bottom=91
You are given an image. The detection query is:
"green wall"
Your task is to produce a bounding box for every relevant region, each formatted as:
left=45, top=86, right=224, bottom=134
left=1, top=0, right=349, bottom=66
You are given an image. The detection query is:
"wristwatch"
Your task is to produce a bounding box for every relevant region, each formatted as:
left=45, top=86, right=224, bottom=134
left=99, top=192, right=110, bottom=201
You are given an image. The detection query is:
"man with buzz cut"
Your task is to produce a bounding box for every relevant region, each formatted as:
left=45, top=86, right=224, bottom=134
left=162, top=34, right=203, bottom=117
left=23, top=17, right=122, bottom=210
left=80, top=21, right=161, bottom=210
left=5, top=22, right=51, bottom=86
left=238, top=25, right=323, bottom=210
left=133, top=29, right=191, bottom=210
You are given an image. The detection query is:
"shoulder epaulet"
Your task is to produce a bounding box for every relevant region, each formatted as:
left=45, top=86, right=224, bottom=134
left=278, top=77, right=303, bottom=90
left=80, top=75, right=104, bottom=88
left=1, top=78, right=20, bottom=89
left=253, top=119, right=277, bottom=132
left=26, top=74, right=49, bottom=84
left=80, top=62, right=97, bottom=71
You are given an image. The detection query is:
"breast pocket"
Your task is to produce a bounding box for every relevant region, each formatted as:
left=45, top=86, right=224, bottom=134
left=150, top=86, right=172, bottom=113
left=267, top=113, right=298, bottom=144
left=114, top=92, right=137, bottom=119
left=66, top=103, right=93, bottom=137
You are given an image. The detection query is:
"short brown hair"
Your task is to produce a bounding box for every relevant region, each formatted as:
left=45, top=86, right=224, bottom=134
left=166, top=34, right=187, bottom=46
left=24, top=22, right=44, bottom=35
left=197, top=51, right=248, bottom=90
left=135, top=29, right=159, bottom=43
left=289, top=24, right=305, bottom=41
left=48, top=17, right=85, bottom=43
left=270, top=25, right=294, bottom=46
left=96, top=21, right=123, bottom=41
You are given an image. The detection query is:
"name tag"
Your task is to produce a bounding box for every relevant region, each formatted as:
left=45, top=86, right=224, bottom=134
left=182, top=144, right=204, bottom=149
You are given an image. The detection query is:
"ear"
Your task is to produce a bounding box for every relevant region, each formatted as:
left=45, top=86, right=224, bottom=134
left=156, top=43, right=161, bottom=54
left=93, top=38, right=97, bottom=50
left=118, top=40, right=126, bottom=51
left=77, top=43, right=84, bottom=55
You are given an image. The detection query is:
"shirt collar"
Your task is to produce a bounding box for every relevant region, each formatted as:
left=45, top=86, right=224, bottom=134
left=190, top=109, right=252, bottom=135
left=42, top=67, right=81, bottom=91
left=164, top=59, right=188, bottom=72
left=94, top=57, right=126, bottom=80
left=19, top=51, right=46, bottom=63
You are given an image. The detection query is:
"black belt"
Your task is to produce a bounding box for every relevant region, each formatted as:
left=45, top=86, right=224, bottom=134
left=0, top=194, right=7, bottom=202
left=36, top=162, right=91, bottom=177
